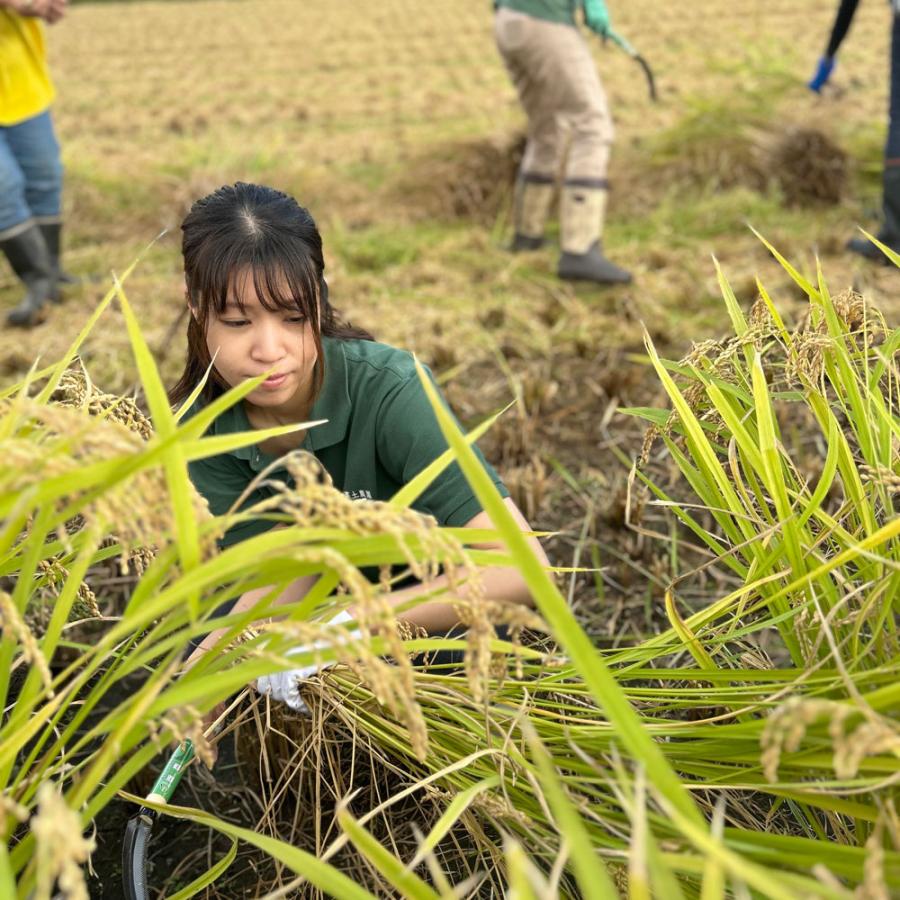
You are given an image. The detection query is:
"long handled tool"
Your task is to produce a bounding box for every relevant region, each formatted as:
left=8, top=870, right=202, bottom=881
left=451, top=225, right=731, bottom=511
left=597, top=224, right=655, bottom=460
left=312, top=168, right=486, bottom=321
left=606, top=27, right=658, bottom=103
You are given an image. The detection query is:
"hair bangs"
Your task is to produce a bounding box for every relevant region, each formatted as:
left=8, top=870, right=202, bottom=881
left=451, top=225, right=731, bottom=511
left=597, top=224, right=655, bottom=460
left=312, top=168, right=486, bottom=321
left=247, top=247, right=319, bottom=320
left=190, top=236, right=319, bottom=325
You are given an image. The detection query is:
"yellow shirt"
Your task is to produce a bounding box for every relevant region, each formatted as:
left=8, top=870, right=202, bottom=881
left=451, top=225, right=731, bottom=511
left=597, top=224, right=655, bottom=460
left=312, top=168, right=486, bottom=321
left=0, top=11, right=55, bottom=126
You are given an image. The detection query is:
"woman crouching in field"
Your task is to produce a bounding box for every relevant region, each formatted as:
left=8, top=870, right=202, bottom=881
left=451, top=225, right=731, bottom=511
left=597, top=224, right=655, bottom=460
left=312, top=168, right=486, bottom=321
left=169, top=182, right=548, bottom=715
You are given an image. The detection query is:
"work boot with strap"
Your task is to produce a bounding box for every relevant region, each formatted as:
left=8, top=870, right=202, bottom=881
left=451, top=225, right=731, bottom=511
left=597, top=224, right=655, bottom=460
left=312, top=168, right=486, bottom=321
left=1, top=222, right=55, bottom=328
left=557, top=182, right=631, bottom=284
left=510, top=172, right=554, bottom=252
left=847, top=164, right=900, bottom=263
left=38, top=220, right=79, bottom=302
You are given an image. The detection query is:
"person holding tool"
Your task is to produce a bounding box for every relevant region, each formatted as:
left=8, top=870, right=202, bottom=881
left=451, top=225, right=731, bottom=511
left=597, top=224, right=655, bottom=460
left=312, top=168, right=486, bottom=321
left=494, top=0, right=632, bottom=285
left=809, top=0, right=900, bottom=261
left=125, top=181, right=552, bottom=898
left=0, top=0, right=77, bottom=327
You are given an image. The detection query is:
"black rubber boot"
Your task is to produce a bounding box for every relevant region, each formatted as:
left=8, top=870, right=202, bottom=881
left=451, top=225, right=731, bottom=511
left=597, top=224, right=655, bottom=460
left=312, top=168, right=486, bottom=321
left=509, top=175, right=553, bottom=254
left=1, top=224, right=54, bottom=327
left=847, top=166, right=900, bottom=264
left=558, top=240, right=632, bottom=285
left=510, top=233, right=545, bottom=252
left=38, top=221, right=79, bottom=301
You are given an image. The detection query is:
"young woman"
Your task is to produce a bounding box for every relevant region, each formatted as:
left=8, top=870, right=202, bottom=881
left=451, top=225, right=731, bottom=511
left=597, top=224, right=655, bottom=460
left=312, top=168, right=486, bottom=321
left=171, top=183, right=548, bottom=707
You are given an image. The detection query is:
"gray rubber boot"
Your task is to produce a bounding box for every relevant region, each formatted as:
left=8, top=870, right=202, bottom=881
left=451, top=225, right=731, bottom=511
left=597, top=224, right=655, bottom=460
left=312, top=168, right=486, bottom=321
left=558, top=184, right=632, bottom=284
left=558, top=240, right=632, bottom=284
left=1, top=223, right=54, bottom=327
left=847, top=165, right=900, bottom=263
left=38, top=221, right=79, bottom=301
left=509, top=174, right=553, bottom=252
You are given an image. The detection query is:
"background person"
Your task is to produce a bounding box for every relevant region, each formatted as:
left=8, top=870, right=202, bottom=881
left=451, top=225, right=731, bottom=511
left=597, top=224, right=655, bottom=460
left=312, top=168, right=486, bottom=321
left=171, top=183, right=549, bottom=711
left=809, top=0, right=900, bottom=260
left=0, top=0, right=75, bottom=327
left=494, top=0, right=631, bottom=285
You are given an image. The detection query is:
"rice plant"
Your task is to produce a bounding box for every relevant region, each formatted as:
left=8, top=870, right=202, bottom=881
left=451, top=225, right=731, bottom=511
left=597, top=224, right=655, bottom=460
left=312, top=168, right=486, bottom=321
left=3, top=245, right=898, bottom=898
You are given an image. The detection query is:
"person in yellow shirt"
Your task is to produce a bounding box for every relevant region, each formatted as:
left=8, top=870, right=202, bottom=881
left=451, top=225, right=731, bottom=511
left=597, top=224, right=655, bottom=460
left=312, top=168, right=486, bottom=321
left=0, top=0, right=73, bottom=327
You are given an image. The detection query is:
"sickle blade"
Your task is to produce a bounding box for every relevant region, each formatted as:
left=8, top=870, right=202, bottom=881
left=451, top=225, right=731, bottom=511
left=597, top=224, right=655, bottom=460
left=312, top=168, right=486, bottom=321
left=122, top=810, right=155, bottom=900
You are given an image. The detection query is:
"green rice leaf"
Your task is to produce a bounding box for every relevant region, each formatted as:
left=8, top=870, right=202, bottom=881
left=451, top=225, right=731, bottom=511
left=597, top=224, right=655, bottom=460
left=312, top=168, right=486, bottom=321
left=407, top=776, right=500, bottom=870
left=391, top=403, right=511, bottom=509
left=337, top=806, right=442, bottom=899
left=34, top=256, right=139, bottom=404
left=167, top=839, right=237, bottom=900
left=859, top=228, right=900, bottom=267
left=522, top=723, right=619, bottom=898
left=413, top=357, right=704, bottom=827
left=120, top=793, right=378, bottom=900
left=713, top=256, right=748, bottom=338
left=750, top=228, right=819, bottom=301
left=114, top=277, right=201, bottom=617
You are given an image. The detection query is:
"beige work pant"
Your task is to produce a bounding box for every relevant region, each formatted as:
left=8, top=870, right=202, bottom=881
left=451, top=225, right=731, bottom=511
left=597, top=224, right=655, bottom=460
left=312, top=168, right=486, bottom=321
left=494, top=7, right=614, bottom=186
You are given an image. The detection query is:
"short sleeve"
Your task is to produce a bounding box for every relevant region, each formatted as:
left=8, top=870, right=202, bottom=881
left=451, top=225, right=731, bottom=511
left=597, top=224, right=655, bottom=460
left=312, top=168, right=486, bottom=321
left=375, top=366, right=508, bottom=526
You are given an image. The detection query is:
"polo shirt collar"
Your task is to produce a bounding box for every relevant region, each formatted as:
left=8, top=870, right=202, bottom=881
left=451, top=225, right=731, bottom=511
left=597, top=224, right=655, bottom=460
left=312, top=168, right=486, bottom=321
left=213, top=336, right=350, bottom=463
left=304, top=337, right=350, bottom=451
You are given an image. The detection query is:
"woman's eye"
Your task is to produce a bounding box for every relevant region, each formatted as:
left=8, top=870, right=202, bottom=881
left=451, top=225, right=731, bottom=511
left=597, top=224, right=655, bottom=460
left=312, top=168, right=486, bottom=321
left=286, top=316, right=307, bottom=324
left=221, top=319, right=249, bottom=328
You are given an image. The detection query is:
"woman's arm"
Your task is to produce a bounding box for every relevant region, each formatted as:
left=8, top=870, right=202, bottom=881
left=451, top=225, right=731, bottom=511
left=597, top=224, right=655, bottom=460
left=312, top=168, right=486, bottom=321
left=374, top=496, right=546, bottom=633
left=183, top=569, right=319, bottom=669
left=184, top=496, right=545, bottom=667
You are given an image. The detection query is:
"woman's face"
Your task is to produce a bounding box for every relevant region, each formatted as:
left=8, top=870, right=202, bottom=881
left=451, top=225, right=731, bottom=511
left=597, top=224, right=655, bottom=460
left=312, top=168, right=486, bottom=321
left=202, top=268, right=319, bottom=416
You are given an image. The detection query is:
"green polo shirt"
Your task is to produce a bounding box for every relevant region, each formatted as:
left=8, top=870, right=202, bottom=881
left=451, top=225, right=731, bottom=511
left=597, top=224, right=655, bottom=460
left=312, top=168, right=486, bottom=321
left=185, top=337, right=508, bottom=548
left=495, top=0, right=578, bottom=27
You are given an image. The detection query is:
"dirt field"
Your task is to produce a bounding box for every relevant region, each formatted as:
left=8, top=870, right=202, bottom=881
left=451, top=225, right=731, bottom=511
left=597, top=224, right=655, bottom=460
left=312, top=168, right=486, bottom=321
left=3, top=2, right=899, bottom=895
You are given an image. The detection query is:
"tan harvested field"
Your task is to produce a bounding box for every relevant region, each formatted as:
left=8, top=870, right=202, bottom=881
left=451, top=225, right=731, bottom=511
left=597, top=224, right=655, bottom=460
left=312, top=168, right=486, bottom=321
left=1, top=0, right=896, bottom=390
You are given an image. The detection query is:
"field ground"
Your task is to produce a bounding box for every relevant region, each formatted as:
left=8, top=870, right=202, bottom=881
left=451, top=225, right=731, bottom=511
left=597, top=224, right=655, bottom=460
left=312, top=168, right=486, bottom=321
left=3, top=1, right=899, bottom=896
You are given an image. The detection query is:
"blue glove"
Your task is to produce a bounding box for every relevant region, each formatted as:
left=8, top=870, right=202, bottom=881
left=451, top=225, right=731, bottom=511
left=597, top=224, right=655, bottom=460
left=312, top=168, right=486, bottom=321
left=583, top=0, right=610, bottom=37
left=808, top=56, right=836, bottom=92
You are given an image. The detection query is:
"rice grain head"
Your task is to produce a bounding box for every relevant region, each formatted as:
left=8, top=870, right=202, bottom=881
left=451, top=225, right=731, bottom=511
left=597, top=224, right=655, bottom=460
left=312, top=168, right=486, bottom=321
left=0, top=591, right=54, bottom=697
left=31, top=782, right=95, bottom=900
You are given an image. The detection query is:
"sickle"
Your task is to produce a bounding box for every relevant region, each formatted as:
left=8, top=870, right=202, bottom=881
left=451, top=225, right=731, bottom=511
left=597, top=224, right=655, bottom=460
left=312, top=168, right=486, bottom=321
left=122, top=739, right=196, bottom=900
left=605, top=27, right=658, bottom=103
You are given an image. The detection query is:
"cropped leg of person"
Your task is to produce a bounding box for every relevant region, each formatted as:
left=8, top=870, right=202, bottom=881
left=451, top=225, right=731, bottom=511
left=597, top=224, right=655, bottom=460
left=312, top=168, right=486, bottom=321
left=495, top=9, right=563, bottom=251
left=553, top=25, right=630, bottom=284
left=10, top=109, right=72, bottom=297
left=848, top=10, right=900, bottom=262
left=0, top=110, right=62, bottom=327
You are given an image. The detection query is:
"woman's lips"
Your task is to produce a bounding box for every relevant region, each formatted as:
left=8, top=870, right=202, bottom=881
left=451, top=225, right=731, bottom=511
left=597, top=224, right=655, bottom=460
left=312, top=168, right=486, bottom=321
left=258, top=373, right=289, bottom=390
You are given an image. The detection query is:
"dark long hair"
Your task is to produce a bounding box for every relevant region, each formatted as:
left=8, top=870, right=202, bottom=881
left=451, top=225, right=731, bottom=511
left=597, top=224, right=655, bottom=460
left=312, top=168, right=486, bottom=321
left=168, top=182, right=373, bottom=407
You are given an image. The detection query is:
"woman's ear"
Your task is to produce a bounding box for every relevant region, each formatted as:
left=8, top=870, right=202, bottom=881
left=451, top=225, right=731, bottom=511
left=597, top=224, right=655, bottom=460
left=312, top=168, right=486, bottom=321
left=185, top=291, right=199, bottom=321
left=184, top=281, right=197, bottom=318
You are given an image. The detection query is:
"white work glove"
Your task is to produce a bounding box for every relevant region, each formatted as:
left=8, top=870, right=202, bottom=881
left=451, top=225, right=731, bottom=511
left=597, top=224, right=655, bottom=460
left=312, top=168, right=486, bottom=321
left=255, top=609, right=358, bottom=714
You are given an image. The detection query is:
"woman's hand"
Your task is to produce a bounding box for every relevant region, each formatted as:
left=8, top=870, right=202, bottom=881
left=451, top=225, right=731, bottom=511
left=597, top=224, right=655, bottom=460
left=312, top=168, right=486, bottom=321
left=4, top=0, right=67, bottom=24
left=255, top=609, right=358, bottom=714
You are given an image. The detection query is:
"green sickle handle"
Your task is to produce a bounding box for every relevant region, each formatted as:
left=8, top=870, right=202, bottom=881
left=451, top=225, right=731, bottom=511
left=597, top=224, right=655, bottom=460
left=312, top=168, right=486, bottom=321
left=144, top=739, right=195, bottom=806
left=603, top=27, right=658, bottom=102
left=606, top=26, right=636, bottom=57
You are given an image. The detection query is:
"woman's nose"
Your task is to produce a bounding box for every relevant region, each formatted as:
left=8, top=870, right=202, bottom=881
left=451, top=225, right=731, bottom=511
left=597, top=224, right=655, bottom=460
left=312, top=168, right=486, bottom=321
left=250, top=320, right=284, bottom=361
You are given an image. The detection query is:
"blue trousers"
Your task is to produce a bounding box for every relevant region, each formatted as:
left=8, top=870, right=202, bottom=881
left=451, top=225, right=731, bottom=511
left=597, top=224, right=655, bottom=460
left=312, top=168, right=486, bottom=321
left=888, top=12, right=900, bottom=161
left=0, top=109, right=63, bottom=237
